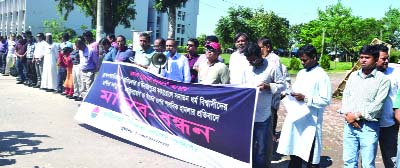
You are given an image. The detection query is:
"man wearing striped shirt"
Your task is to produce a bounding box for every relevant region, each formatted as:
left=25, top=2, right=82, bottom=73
left=341, top=44, right=391, bottom=168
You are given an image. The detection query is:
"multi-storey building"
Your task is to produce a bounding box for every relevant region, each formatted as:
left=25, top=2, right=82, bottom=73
left=0, top=0, right=199, bottom=45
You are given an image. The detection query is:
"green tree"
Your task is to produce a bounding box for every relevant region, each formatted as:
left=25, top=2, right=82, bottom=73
left=55, top=0, right=136, bottom=35
left=215, top=7, right=289, bottom=49
left=382, top=7, right=400, bottom=48
left=153, top=0, right=188, bottom=39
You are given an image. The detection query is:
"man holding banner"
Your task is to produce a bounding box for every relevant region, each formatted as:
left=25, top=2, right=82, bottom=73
left=242, top=42, right=285, bottom=168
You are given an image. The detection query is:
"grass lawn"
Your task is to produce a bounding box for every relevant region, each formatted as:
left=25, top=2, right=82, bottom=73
left=220, top=53, right=354, bottom=75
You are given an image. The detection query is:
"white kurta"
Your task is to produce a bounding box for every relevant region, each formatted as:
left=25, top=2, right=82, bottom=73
left=277, top=66, right=332, bottom=164
left=40, top=42, right=59, bottom=90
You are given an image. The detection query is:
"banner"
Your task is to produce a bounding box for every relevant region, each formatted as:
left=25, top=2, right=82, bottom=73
left=75, top=62, right=257, bottom=168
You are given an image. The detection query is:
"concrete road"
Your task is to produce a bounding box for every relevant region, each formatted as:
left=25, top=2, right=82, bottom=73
left=0, top=75, right=198, bottom=168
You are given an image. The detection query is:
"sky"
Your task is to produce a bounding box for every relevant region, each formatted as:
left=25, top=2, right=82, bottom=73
left=196, top=0, right=400, bottom=37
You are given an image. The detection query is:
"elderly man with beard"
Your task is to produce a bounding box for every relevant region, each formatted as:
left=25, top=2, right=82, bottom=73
left=229, top=32, right=249, bottom=84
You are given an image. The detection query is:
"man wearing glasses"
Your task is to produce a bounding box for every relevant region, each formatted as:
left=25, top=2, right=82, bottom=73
left=197, top=42, right=229, bottom=84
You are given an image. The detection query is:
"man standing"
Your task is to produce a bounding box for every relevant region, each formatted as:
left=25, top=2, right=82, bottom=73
left=341, top=44, right=390, bottom=167
left=229, top=32, right=250, bottom=84
left=153, top=38, right=166, bottom=53
left=198, top=42, right=229, bottom=84
left=0, top=36, right=8, bottom=74
left=376, top=44, right=399, bottom=168
left=114, top=35, right=134, bottom=63
left=277, top=44, right=332, bottom=168
left=242, top=43, right=284, bottom=168
left=184, top=38, right=200, bottom=83
left=257, top=37, right=284, bottom=140
left=160, top=38, right=190, bottom=83
left=33, top=33, right=46, bottom=88
left=134, top=33, right=154, bottom=68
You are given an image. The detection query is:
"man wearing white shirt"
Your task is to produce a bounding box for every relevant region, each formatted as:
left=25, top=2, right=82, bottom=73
left=277, top=44, right=332, bottom=168
left=160, top=39, right=190, bottom=83
left=376, top=44, right=399, bottom=168
left=33, top=33, right=47, bottom=88
left=229, top=32, right=250, bottom=84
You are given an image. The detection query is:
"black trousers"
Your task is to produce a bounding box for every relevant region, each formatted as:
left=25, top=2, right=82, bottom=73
left=288, top=137, right=319, bottom=168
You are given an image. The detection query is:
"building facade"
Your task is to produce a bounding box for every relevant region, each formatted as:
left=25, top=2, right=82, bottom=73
left=0, top=0, right=199, bottom=45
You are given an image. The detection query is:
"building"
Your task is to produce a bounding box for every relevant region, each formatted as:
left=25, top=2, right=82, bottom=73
left=0, top=0, right=199, bottom=45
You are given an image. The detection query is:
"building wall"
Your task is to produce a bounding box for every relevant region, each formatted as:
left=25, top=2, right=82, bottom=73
left=0, top=0, right=198, bottom=45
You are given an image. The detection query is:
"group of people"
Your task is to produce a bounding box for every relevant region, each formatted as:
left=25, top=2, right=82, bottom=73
left=0, top=31, right=99, bottom=101
left=3, top=29, right=400, bottom=168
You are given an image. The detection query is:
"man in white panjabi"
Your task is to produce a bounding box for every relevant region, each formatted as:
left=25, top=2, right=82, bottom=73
left=277, top=44, right=331, bottom=168
left=40, top=33, right=59, bottom=91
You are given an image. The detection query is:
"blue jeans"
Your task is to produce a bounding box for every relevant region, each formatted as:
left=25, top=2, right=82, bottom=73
left=57, top=67, right=67, bottom=92
left=252, top=117, right=273, bottom=168
left=16, top=57, right=27, bottom=81
left=343, top=120, right=379, bottom=168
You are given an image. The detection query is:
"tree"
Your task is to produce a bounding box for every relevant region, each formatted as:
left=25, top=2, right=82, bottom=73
left=153, top=0, right=188, bottom=39
left=55, top=0, right=136, bottom=35
left=382, top=7, right=400, bottom=48
left=215, top=7, right=289, bottom=50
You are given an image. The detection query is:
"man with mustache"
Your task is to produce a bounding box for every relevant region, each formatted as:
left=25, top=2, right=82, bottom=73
left=229, top=32, right=249, bottom=84
left=341, top=44, right=390, bottom=168
left=375, top=44, right=400, bottom=168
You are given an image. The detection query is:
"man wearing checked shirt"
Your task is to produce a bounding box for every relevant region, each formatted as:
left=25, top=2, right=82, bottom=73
left=341, top=44, right=390, bottom=168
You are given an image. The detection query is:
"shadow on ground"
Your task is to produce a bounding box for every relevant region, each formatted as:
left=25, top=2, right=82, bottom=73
left=0, top=131, right=63, bottom=166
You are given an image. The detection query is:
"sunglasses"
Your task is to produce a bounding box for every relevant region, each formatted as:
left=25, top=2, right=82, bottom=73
left=187, top=44, right=195, bottom=47
left=206, top=48, right=217, bottom=53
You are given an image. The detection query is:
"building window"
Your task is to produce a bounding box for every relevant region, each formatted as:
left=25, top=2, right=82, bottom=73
left=176, top=24, right=181, bottom=34
left=180, top=38, right=184, bottom=46
left=181, top=25, right=185, bottom=34
left=177, top=11, right=182, bottom=20
left=176, top=37, right=180, bottom=46
left=182, top=12, right=186, bottom=21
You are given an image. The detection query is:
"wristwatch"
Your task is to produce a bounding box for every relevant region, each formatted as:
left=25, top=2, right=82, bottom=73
left=355, top=112, right=361, bottom=121
left=304, top=95, right=308, bottom=103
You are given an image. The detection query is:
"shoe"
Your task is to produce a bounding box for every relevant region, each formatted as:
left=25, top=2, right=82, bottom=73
left=23, top=81, right=30, bottom=86
left=46, top=89, right=54, bottom=92
left=33, top=85, right=40, bottom=88
left=2, top=74, right=9, bottom=76
left=56, top=90, right=63, bottom=94
left=29, top=83, right=36, bottom=87
left=69, top=96, right=77, bottom=99
left=61, top=92, right=67, bottom=95
left=75, top=97, right=83, bottom=101
left=16, top=81, right=24, bottom=84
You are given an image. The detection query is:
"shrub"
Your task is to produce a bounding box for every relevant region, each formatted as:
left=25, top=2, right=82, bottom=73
left=320, top=54, right=331, bottom=70
left=289, top=57, right=301, bottom=70
left=390, top=49, right=400, bottom=63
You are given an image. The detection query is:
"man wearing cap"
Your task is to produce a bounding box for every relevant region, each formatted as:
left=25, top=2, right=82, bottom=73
left=198, top=42, right=229, bottom=84
left=193, top=35, right=224, bottom=72
left=33, top=33, right=46, bottom=88
left=40, top=33, right=59, bottom=92
left=134, top=32, right=154, bottom=68
left=160, top=38, right=190, bottom=83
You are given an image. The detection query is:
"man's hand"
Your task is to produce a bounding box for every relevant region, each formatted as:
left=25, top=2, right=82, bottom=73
left=290, top=92, right=305, bottom=101
left=394, top=109, right=400, bottom=124
left=345, top=112, right=361, bottom=128
left=257, top=83, right=270, bottom=91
